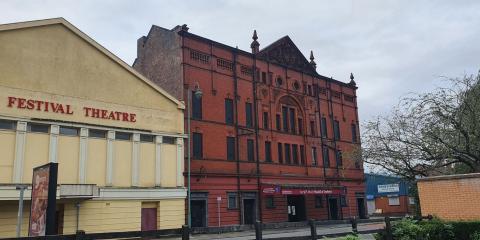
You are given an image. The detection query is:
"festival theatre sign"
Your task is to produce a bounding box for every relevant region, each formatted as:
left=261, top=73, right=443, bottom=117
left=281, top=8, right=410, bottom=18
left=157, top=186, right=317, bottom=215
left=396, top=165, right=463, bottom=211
left=7, top=96, right=137, bottom=122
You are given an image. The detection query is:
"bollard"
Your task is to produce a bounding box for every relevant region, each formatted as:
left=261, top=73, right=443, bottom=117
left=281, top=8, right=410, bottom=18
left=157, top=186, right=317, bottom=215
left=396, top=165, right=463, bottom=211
left=182, top=224, right=190, bottom=240
left=255, top=220, right=262, bottom=240
left=385, top=216, right=393, bottom=240
left=309, top=219, right=317, bottom=240
left=350, top=216, right=358, bottom=234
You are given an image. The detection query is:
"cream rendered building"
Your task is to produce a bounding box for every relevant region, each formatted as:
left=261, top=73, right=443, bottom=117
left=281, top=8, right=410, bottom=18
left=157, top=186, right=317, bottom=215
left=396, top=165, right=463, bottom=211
left=0, top=18, right=186, bottom=237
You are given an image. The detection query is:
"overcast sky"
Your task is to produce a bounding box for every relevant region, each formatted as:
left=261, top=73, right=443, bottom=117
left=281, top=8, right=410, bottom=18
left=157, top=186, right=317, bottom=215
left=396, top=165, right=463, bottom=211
left=1, top=0, right=479, bottom=124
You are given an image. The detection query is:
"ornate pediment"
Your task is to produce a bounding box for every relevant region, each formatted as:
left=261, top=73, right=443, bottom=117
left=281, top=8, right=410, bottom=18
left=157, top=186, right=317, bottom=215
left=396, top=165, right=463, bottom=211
left=257, top=36, right=317, bottom=76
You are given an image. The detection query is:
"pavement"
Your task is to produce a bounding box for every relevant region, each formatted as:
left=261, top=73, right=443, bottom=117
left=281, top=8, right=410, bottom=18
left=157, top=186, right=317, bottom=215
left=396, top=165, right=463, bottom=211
left=158, top=222, right=384, bottom=240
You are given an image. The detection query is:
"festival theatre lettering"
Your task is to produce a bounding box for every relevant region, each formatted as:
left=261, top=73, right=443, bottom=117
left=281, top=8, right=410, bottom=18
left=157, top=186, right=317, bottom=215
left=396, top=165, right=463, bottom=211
left=7, top=96, right=136, bottom=122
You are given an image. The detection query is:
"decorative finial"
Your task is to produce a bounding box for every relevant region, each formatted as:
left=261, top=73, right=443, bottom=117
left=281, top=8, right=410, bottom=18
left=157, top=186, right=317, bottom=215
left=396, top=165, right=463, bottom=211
left=349, top=72, right=356, bottom=86
left=251, top=30, right=260, bottom=54
left=309, top=50, right=317, bottom=69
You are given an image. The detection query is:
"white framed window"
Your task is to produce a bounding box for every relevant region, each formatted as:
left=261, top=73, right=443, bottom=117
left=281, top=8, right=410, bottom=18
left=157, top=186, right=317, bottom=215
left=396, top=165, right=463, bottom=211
left=388, top=196, right=400, bottom=206
left=409, top=197, right=415, bottom=205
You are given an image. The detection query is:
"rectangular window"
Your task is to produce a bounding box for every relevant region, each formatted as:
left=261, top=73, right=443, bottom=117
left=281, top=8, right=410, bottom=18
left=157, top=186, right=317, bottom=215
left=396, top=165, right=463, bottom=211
left=140, top=134, right=154, bottom=142
left=312, top=84, right=318, bottom=97
left=289, top=108, right=296, bottom=134
left=89, top=129, right=106, bottom=138
left=245, top=102, right=253, bottom=128
left=409, top=197, right=415, bottom=205
left=247, top=139, right=255, bottom=162
left=351, top=124, right=357, bottom=143
left=282, top=106, right=289, bottom=132
left=336, top=150, right=343, bottom=167
left=311, top=147, right=317, bottom=166
left=225, top=99, right=234, bottom=125
left=115, top=131, right=131, bottom=140
left=266, top=196, right=275, bottom=208
left=285, top=143, right=291, bottom=164
left=0, top=119, right=16, bottom=130
left=276, top=114, right=281, bottom=131
left=193, top=132, right=203, bottom=159
left=227, top=137, right=235, bottom=161
left=263, top=112, right=269, bottom=129
left=334, top=120, right=340, bottom=140
left=292, top=144, right=298, bottom=164
left=321, top=117, right=328, bottom=138
left=388, top=196, right=400, bottom=206
left=163, top=136, right=176, bottom=144
left=261, top=72, right=267, bottom=84
left=268, top=72, right=273, bottom=84
left=192, top=91, right=202, bottom=119
left=60, top=126, right=79, bottom=136
left=265, top=141, right=272, bottom=162
left=310, top=121, right=315, bottom=136
left=278, top=143, right=283, bottom=164
left=228, top=193, right=238, bottom=209
left=322, top=146, right=330, bottom=167
left=300, top=145, right=305, bottom=165
left=308, top=85, right=312, bottom=96
left=340, top=196, right=347, bottom=207
left=298, top=119, right=303, bottom=135
left=217, top=58, right=234, bottom=71
left=190, top=50, right=210, bottom=64
left=28, top=123, right=49, bottom=133
left=315, top=196, right=323, bottom=208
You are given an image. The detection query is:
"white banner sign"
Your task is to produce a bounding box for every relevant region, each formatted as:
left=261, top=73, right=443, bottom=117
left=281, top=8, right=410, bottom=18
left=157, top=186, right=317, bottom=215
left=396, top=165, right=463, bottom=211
left=377, top=183, right=399, bottom=193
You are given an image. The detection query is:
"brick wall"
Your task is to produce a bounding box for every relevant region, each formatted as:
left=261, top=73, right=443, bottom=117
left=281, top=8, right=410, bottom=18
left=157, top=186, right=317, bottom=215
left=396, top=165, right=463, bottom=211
left=418, top=174, right=480, bottom=221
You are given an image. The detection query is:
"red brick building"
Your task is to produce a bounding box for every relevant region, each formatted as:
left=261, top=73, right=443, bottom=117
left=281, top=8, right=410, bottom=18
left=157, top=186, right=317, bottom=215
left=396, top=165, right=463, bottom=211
left=133, top=25, right=365, bottom=227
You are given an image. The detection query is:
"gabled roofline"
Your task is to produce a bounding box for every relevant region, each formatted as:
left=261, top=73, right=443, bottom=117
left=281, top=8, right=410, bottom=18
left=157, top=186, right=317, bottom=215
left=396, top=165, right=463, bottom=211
left=177, top=30, right=357, bottom=89
left=0, top=17, right=185, bottom=110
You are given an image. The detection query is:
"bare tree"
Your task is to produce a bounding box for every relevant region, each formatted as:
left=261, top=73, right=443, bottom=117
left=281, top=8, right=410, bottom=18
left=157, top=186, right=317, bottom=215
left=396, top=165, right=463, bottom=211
left=361, top=72, right=480, bottom=180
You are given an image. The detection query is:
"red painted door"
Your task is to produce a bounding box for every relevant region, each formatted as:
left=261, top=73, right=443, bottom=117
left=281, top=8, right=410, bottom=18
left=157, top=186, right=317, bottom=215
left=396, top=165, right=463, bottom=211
left=141, top=208, right=157, bottom=231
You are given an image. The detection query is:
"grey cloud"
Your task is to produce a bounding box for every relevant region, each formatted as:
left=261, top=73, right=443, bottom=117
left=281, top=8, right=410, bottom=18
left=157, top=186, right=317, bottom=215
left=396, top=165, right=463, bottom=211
left=1, top=0, right=479, bottom=124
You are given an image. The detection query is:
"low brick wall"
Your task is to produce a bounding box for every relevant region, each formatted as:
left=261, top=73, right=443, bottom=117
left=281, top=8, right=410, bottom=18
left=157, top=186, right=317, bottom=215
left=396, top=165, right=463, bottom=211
left=418, top=173, right=480, bottom=221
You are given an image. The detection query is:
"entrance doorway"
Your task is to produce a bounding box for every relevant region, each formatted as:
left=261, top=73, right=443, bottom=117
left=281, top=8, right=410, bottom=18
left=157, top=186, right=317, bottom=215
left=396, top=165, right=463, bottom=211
left=356, top=198, right=366, bottom=219
left=367, top=199, right=375, bottom=216
left=243, top=199, right=256, bottom=225
left=141, top=207, right=157, bottom=231
left=191, top=200, right=207, bottom=227
left=287, top=195, right=306, bottom=222
left=328, top=198, right=339, bottom=220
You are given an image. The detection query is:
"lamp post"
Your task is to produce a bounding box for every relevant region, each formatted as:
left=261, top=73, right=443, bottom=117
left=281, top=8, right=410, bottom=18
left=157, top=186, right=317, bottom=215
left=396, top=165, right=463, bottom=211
left=187, top=84, right=202, bottom=227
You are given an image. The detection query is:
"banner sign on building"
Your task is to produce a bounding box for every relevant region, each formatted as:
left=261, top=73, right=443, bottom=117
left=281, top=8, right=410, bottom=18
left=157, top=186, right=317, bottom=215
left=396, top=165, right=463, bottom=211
left=262, top=185, right=344, bottom=195
left=377, top=183, right=400, bottom=193
left=28, top=163, right=58, bottom=236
